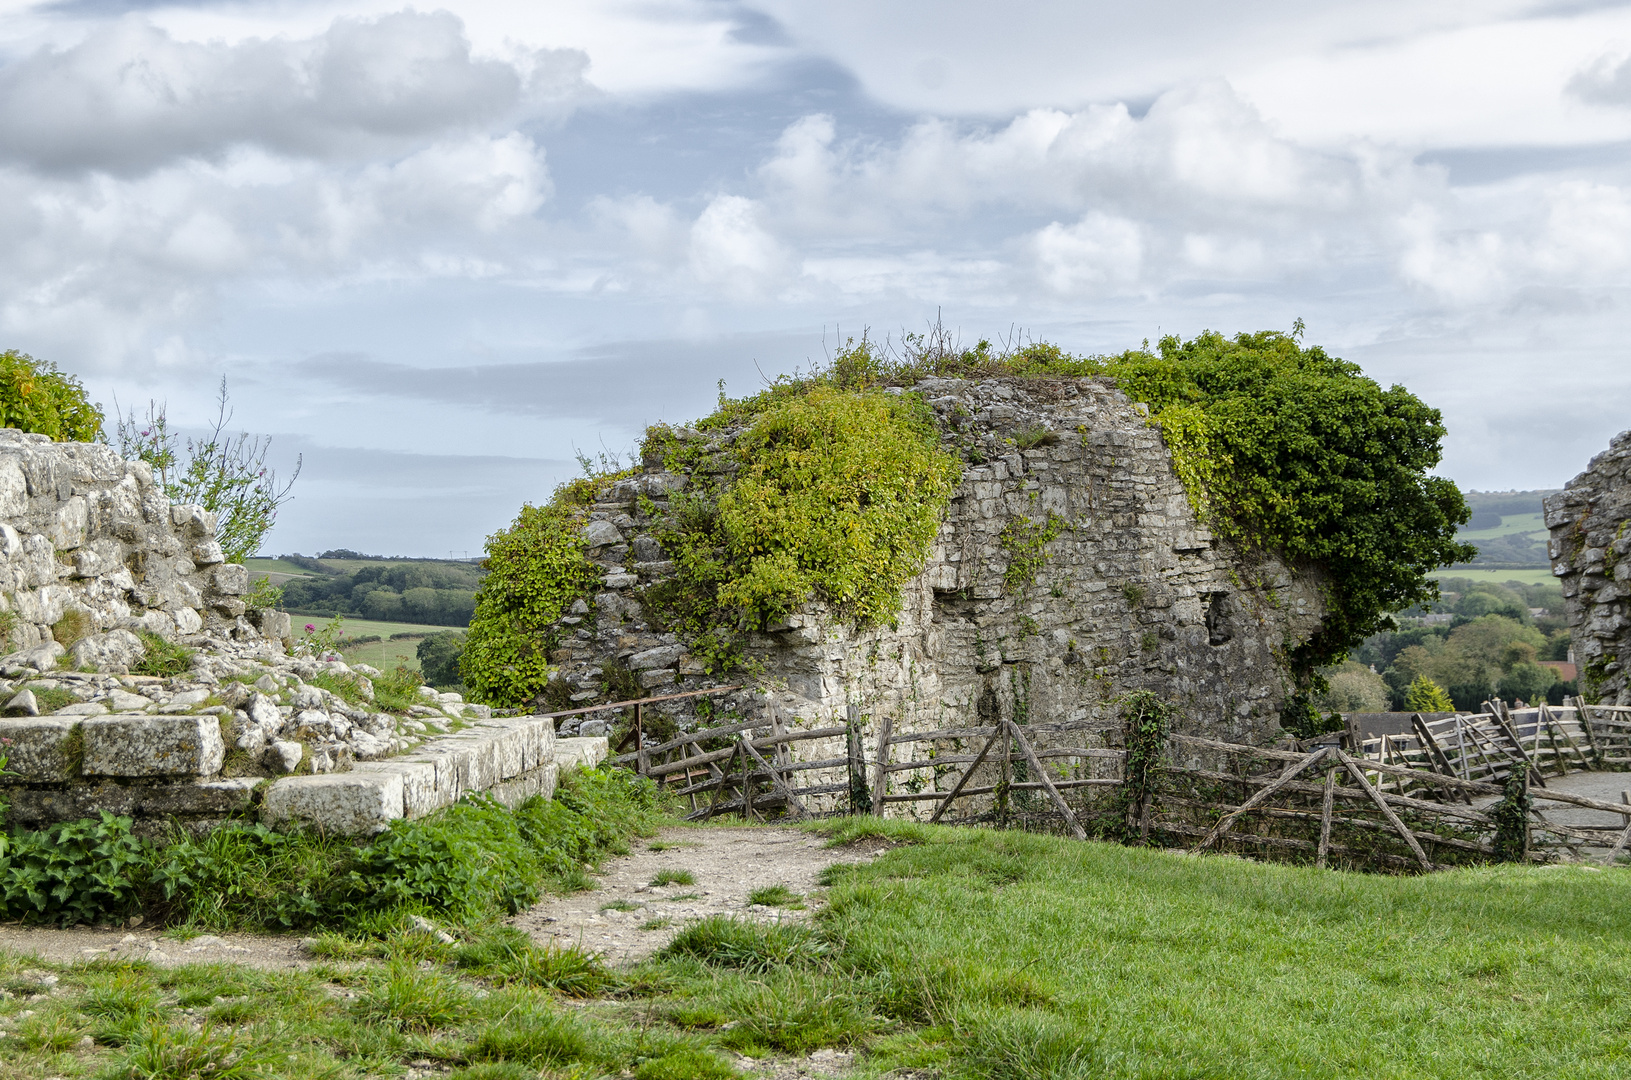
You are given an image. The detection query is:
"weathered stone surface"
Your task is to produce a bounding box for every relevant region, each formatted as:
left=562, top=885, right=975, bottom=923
left=490, top=762, right=559, bottom=807
left=581, top=519, right=624, bottom=548
left=353, top=759, right=443, bottom=817
left=262, top=772, right=404, bottom=834
left=107, top=689, right=153, bottom=711
left=5, top=688, right=39, bottom=716
left=5, top=778, right=258, bottom=825
left=1548, top=429, right=1631, bottom=705
left=1, top=640, right=64, bottom=675
left=266, top=740, right=304, bottom=773
left=69, top=629, right=146, bottom=673
left=81, top=714, right=225, bottom=777
left=0, top=717, right=79, bottom=781
left=553, top=736, right=609, bottom=770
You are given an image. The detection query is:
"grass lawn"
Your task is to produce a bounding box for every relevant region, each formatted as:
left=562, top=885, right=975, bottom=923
left=6, top=817, right=1629, bottom=1078
left=243, top=557, right=320, bottom=578
left=291, top=616, right=462, bottom=641
left=339, top=636, right=431, bottom=674
left=1431, top=567, right=1559, bottom=587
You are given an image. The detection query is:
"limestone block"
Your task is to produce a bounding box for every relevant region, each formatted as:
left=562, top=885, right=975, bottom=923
left=54, top=702, right=107, bottom=716
left=53, top=496, right=88, bottom=550
left=0, top=459, right=26, bottom=517
left=192, top=540, right=225, bottom=565
left=175, top=607, right=203, bottom=634
left=554, top=736, right=609, bottom=770
left=81, top=714, right=225, bottom=777
left=629, top=644, right=684, bottom=670
left=582, top=519, right=624, bottom=547
left=490, top=762, right=559, bottom=807
left=5, top=688, right=39, bottom=715
left=266, top=739, right=303, bottom=773
left=354, top=759, right=446, bottom=817
left=170, top=504, right=217, bottom=537
left=1, top=639, right=64, bottom=674
left=69, top=629, right=146, bottom=673
left=261, top=772, right=404, bottom=835
left=0, top=523, right=19, bottom=559
left=0, top=717, right=79, bottom=781
left=211, top=563, right=249, bottom=595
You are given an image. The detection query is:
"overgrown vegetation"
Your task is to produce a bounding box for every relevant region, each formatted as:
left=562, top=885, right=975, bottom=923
left=0, top=348, right=102, bottom=442
left=461, top=477, right=624, bottom=705
left=0, top=768, right=662, bottom=929
left=116, top=378, right=300, bottom=563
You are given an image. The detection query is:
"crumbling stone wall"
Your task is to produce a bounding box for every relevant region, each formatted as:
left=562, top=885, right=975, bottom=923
left=1546, top=429, right=1631, bottom=705
left=550, top=377, right=1328, bottom=809
left=0, top=428, right=278, bottom=654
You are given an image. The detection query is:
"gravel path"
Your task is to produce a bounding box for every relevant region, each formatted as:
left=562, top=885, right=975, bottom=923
left=511, top=825, right=886, bottom=965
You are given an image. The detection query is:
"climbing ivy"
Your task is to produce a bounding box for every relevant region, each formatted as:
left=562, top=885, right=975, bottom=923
left=461, top=472, right=631, bottom=706
left=999, top=511, right=1066, bottom=594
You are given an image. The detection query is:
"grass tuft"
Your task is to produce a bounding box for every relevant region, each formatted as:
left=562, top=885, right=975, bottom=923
left=746, top=885, right=802, bottom=908
left=652, top=869, right=696, bottom=887
left=659, top=916, right=828, bottom=972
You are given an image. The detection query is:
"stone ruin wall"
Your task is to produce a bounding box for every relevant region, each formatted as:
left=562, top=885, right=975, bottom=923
left=0, top=427, right=282, bottom=655
left=1547, top=429, right=1631, bottom=706
left=0, top=428, right=596, bottom=837
left=550, top=376, right=1328, bottom=813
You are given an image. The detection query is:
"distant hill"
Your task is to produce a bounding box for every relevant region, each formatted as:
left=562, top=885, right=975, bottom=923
left=1447, top=490, right=1559, bottom=569
left=246, top=551, right=484, bottom=627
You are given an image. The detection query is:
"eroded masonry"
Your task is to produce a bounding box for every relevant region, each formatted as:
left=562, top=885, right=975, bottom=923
left=550, top=376, right=1328, bottom=809
left=1548, top=428, right=1631, bottom=706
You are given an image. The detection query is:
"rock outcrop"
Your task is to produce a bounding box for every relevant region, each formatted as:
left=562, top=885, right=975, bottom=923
left=1547, top=430, right=1631, bottom=705
left=549, top=376, right=1329, bottom=808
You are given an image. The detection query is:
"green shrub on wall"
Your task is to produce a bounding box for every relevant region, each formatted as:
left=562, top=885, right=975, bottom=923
left=0, top=349, right=102, bottom=441
left=712, top=385, right=959, bottom=626
left=461, top=494, right=611, bottom=706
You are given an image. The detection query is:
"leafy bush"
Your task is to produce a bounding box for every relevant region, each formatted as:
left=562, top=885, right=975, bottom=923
left=710, top=385, right=959, bottom=627
left=1405, top=674, right=1455, bottom=712
left=462, top=480, right=621, bottom=706
left=372, top=664, right=426, bottom=713
left=0, top=812, right=148, bottom=924
left=115, top=378, right=300, bottom=563
left=2, top=767, right=663, bottom=929
left=0, top=349, right=102, bottom=441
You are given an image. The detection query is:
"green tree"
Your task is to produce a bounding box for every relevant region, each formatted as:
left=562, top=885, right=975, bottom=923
left=417, top=631, right=466, bottom=689
left=116, top=378, right=300, bottom=563
left=1405, top=675, right=1455, bottom=712
left=1316, top=661, right=1390, bottom=712
left=0, top=350, right=102, bottom=441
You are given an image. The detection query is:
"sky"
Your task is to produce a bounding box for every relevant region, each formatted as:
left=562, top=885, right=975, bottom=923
left=3, top=1, right=1631, bottom=556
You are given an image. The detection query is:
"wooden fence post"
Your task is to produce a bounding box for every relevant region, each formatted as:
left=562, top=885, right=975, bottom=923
left=872, top=714, right=893, bottom=813
left=1316, top=768, right=1337, bottom=869
left=846, top=703, right=871, bottom=815
left=929, top=724, right=1002, bottom=824
left=1008, top=721, right=1086, bottom=840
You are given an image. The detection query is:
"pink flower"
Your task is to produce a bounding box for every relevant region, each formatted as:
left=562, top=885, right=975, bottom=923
left=305, top=623, right=316, bottom=632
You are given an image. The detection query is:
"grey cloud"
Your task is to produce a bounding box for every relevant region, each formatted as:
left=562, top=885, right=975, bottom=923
left=293, top=332, right=816, bottom=432
left=0, top=12, right=582, bottom=173
left=1568, top=50, right=1631, bottom=106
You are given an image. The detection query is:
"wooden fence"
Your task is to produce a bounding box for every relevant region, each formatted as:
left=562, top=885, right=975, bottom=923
left=585, top=691, right=1631, bottom=871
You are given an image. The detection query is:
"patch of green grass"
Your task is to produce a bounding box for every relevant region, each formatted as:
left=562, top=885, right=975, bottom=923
left=635, top=1047, right=742, bottom=1080
left=454, top=928, right=617, bottom=996
left=131, top=631, right=195, bottom=677
left=641, top=917, right=675, bottom=931
left=665, top=893, right=702, bottom=902
left=647, top=841, right=696, bottom=852
left=747, top=885, right=803, bottom=908
left=352, top=962, right=472, bottom=1031
left=652, top=869, right=696, bottom=887
left=602, top=898, right=643, bottom=912
left=660, top=916, right=828, bottom=973
left=25, top=685, right=79, bottom=713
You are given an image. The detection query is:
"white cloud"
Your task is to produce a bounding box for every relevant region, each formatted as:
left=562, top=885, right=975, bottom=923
left=688, top=194, right=791, bottom=298
left=0, top=11, right=578, bottom=174
left=1033, top=213, right=1142, bottom=293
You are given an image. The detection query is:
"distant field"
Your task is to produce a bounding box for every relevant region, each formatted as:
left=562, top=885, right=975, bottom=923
left=244, top=557, right=320, bottom=584
left=1455, top=510, right=1548, bottom=542
left=340, top=637, right=428, bottom=674
left=291, top=616, right=457, bottom=640
left=1431, top=567, right=1559, bottom=587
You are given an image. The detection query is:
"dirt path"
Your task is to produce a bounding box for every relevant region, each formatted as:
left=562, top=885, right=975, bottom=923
left=0, top=925, right=313, bottom=970
left=512, top=825, right=885, bottom=965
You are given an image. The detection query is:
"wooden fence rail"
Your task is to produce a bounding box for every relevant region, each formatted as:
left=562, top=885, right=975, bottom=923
left=590, top=691, right=1631, bottom=871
